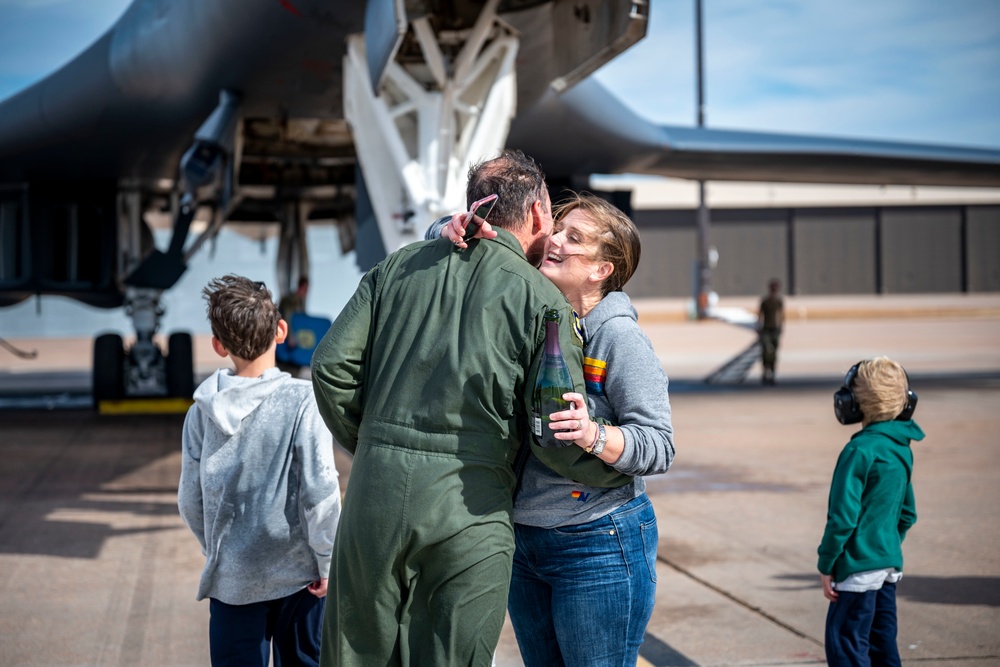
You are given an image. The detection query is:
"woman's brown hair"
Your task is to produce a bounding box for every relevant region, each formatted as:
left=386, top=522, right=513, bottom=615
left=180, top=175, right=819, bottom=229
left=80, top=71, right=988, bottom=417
left=553, top=192, right=641, bottom=297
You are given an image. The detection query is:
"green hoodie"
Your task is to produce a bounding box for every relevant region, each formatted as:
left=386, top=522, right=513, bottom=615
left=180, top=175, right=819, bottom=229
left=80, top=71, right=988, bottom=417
left=817, top=419, right=924, bottom=582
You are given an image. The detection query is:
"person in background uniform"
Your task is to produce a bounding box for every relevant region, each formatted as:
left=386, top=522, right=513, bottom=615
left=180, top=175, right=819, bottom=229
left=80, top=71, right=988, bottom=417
left=311, top=150, right=629, bottom=667
left=758, top=278, right=785, bottom=384
left=179, top=275, right=341, bottom=667
left=277, top=275, right=310, bottom=376
left=819, top=356, right=923, bottom=667
left=279, top=275, right=310, bottom=321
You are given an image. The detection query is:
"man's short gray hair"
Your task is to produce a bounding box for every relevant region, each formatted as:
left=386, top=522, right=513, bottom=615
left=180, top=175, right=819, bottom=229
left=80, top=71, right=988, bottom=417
left=466, top=149, right=548, bottom=231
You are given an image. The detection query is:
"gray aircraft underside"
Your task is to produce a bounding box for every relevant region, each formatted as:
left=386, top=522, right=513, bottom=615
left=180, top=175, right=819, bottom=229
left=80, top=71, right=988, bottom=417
left=0, top=0, right=652, bottom=305
left=2, top=1, right=998, bottom=184
left=2, top=0, right=999, bottom=404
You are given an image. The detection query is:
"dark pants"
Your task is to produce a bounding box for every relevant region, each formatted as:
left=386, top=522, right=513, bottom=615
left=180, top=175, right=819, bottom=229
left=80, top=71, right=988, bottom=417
left=825, top=582, right=901, bottom=667
left=760, top=328, right=781, bottom=376
left=209, top=587, right=325, bottom=667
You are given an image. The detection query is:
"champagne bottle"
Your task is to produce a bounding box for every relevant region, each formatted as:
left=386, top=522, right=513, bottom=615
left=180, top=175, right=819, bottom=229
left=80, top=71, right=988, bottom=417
left=532, top=309, right=574, bottom=448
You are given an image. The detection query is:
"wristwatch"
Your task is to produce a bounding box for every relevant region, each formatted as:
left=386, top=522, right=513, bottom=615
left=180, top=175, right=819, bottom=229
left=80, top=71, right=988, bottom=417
left=586, top=423, right=607, bottom=456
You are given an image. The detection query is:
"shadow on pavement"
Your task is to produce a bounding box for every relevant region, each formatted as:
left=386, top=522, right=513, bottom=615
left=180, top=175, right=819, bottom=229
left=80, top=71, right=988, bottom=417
left=0, top=411, right=185, bottom=559
left=897, top=575, right=1000, bottom=607
left=1, top=520, right=176, bottom=559
left=772, top=573, right=1000, bottom=607
left=640, top=630, right=699, bottom=667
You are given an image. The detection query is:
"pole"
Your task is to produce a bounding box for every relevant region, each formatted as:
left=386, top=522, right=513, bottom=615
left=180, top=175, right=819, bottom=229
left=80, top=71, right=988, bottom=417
left=696, top=0, right=705, bottom=129
left=697, top=182, right=711, bottom=318
left=695, top=0, right=711, bottom=319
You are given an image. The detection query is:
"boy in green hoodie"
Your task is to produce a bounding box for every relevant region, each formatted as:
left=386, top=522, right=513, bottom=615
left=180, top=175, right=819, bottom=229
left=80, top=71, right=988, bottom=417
left=819, top=356, right=924, bottom=667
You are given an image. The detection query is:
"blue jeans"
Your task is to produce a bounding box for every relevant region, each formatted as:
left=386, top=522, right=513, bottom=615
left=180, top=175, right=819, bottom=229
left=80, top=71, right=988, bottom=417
left=825, top=581, right=901, bottom=667
left=508, top=494, right=659, bottom=667
left=209, top=587, right=325, bottom=667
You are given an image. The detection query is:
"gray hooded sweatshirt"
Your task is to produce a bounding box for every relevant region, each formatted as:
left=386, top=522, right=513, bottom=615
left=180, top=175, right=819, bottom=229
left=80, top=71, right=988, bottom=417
left=179, top=367, right=341, bottom=605
left=515, top=291, right=674, bottom=527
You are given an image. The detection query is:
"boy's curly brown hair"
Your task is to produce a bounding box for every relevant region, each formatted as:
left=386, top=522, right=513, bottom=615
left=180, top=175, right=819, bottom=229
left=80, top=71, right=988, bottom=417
left=203, top=275, right=280, bottom=361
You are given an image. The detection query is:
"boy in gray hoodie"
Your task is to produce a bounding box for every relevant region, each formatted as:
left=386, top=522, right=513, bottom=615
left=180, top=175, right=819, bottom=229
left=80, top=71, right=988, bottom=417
left=179, top=275, right=341, bottom=667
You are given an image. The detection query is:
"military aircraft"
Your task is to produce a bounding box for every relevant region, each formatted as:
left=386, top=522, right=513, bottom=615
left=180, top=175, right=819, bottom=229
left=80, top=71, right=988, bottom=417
left=1, top=0, right=999, bottom=405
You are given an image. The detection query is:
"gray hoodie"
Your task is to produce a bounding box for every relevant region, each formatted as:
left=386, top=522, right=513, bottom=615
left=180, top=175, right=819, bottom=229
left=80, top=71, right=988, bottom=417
left=179, top=367, right=341, bottom=605
left=515, top=291, right=674, bottom=527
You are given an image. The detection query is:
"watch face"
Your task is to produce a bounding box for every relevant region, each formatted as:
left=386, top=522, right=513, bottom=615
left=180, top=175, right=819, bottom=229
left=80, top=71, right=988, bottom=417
left=592, top=424, right=607, bottom=454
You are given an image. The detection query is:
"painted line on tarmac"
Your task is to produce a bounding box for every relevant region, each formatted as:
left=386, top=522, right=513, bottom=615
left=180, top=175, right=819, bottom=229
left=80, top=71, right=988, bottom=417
left=657, top=554, right=824, bottom=649
left=97, top=397, right=193, bottom=414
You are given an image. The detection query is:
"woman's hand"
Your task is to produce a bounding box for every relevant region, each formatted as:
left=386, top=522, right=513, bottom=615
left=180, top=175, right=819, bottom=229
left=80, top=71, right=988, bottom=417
left=548, top=392, right=598, bottom=449
left=441, top=211, right=497, bottom=249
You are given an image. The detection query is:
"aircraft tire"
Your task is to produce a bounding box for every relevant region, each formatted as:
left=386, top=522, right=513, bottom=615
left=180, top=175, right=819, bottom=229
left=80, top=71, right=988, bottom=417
left=167, top=332, right=195, bottom=399
left=93, top=333, right=125, bottom=407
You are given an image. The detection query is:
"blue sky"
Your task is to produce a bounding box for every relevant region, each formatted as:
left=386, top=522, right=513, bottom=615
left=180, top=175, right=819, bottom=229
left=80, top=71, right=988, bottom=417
left=1, top=0, right=998, bottom=149
left=592, top=0, right=1000, bottom=149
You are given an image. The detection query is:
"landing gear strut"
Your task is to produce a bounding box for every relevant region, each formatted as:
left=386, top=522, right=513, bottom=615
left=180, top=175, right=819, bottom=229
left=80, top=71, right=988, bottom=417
left=92, top=91, right=240, bottom=409
left=91, top=288, right=194, bottom=408
left=345, top=0, right=519, bottom=253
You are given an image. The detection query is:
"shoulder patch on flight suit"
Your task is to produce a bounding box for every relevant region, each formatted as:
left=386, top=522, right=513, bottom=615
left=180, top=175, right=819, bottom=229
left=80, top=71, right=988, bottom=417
left=571, top=310, right=584, bottom=348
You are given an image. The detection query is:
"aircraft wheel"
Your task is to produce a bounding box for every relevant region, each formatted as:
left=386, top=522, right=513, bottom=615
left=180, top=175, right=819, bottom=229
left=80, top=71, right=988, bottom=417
left=167, top=331, right=195, bottom=398
left=93, top=333, right=125, bottom=407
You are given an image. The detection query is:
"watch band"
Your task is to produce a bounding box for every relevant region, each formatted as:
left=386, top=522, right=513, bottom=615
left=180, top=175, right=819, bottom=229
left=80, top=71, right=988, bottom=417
left=586, top=423, right=607, bottom=456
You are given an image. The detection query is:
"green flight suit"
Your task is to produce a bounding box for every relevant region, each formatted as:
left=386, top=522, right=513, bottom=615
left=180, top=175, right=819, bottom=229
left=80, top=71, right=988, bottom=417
left=312, top=230, right=629, bottom=667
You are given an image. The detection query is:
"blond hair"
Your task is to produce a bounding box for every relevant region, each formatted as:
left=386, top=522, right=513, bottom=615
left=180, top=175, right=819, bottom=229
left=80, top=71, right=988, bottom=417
left=853, top=356, right=909, bottom=426
left=552, top=193, right=640, bottom=297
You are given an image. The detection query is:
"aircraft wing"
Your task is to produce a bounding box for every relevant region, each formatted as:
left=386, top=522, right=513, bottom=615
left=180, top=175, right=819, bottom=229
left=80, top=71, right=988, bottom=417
left=509, top=78, right=1000, bottom=187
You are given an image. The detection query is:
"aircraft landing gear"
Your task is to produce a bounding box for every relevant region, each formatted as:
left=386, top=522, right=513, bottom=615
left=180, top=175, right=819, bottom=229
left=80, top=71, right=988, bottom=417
left=91, top=288, right=194, bottom=409
left=166, top=331, right=194, bottom=399
left=344, top=1, right=519, bottom=255
left=93, top=333, right=125, bottom=405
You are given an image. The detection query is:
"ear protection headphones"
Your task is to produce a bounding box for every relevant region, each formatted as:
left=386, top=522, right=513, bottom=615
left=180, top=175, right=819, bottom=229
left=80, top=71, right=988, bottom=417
left=833, top=360, right=918, bottom=425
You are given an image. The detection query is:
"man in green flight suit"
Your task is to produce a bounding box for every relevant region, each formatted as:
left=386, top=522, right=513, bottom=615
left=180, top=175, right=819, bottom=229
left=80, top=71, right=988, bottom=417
left=312, top=150, right=629, bottom=666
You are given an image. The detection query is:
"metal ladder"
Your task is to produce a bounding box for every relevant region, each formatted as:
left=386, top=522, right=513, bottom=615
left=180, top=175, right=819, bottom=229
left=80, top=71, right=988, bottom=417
left=705, top=339, right=762, bottom=384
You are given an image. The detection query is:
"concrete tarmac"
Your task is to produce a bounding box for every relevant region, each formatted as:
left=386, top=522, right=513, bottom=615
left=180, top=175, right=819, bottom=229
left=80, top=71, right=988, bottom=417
left=1, top=295, right=998, bottom=666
